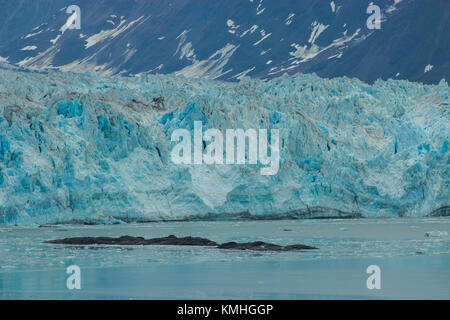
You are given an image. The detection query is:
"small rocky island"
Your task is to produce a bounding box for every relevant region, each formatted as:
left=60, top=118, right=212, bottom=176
left=45, top=235, right=318, bottom=252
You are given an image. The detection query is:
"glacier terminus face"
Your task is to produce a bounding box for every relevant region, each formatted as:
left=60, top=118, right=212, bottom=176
left=0, top=65, right=448, bottom=225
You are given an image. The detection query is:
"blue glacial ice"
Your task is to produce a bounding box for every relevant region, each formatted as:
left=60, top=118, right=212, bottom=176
left=0, top=65, right=448, bottom=225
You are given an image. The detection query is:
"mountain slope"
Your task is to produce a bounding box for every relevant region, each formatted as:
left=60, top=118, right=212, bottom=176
left=0, top=0, right=448, bottom=84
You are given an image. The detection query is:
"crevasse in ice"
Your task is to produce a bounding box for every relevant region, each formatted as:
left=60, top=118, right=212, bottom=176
left=0, top=65, right=448, bottom=225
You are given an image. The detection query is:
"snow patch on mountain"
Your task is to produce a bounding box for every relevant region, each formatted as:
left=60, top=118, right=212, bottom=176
left=24, top=30, right=44, bottom=39
left=240, top=25, right=258, bottom=38
left=386, top=0, right=403, bottom=13
left=20, top=46, right=37, bottom=51
left=285, top=13, right=295, bottom=26
left=308, top=21, right=329, bottom=44
left=85, top=16, right=147, bottom=49
left=253, top=30, right=272, bottom=46
left=227, top=19, right=240, bottom=34
left=283, top=28, right=361, bottom=71
left=174, top=31, right=196, bottom=62
left=232, top=66, right=256, bottom=80
left=256, top=0, right=266, bottom=15
left=175, top=44, right=239, bottom=79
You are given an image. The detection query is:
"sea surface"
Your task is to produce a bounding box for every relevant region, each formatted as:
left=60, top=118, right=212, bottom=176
left=1, top=218, right=449, bottom=299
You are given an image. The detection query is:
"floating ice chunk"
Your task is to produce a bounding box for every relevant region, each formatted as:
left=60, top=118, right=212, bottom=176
left=425, top=231, right=448, bottom=238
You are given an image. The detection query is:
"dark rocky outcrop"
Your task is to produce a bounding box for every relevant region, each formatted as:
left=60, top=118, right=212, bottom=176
left=217, top=241, right=317, bottom=251
left=45, top=235, right=217, bottom=246
left=45, top=235, right=317, bottom=251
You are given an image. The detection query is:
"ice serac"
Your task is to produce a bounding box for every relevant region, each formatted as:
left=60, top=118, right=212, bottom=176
left=0, top=65, right=448, bottom=225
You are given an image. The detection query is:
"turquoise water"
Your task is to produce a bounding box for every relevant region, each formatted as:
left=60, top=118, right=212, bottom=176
left=1, top=218, right=449, bottom=299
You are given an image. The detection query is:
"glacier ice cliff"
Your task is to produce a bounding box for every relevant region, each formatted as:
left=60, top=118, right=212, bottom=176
left=0, top=64, right=448, bottom=225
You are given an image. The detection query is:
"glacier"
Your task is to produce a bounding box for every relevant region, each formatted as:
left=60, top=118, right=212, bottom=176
left=0, top=64, right=448, bottom=225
